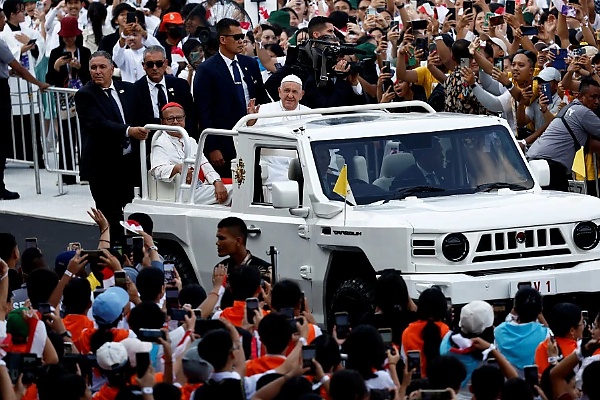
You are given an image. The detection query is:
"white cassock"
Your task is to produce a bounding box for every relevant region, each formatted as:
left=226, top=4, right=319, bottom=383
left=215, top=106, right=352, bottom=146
left=252, top=100, right=314, bottom=126
left=150, top=132, right=232, bottom=205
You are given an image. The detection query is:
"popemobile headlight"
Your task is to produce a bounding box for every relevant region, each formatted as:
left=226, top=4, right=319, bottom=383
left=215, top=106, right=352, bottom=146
left=573, top=221, right=599, bottom=251
left=442, top=233, right=469, bottom=262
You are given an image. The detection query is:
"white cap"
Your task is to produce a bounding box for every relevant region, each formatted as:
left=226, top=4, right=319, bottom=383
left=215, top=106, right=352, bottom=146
left=459, top=300, right=494, bottom=335
left=280, top=74, right=303, bottom=87
left=535, top=67, right=561, bottom=82
left=96, top=342, right=129, bottom=371
left=120, top=338, right=153, bottom=367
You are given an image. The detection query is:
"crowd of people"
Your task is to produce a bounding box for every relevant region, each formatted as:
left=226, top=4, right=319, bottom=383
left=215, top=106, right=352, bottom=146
left=0, top=212, right=600, bottom=400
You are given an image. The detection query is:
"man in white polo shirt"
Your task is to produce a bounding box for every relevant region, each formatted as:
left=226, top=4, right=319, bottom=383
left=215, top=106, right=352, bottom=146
left=246, top=74, right=314, bottom=126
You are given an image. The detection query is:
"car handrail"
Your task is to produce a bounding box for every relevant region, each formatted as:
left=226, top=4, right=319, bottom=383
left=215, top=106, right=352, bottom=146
left=232, top=100, right=436, bottom=129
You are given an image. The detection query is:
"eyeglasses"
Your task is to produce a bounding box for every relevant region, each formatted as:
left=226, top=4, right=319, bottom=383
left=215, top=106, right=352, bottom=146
left=358, top=6, right=368, bottom=10
left=222, top=33, right=245, bottom=41
left=144, top=60, right=165, bottom=69
left=163, top=115, right=186, bottom=123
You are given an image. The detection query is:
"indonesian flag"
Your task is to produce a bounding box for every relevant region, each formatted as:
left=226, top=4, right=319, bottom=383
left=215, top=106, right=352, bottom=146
left=120, top=219, right=144, bottom=234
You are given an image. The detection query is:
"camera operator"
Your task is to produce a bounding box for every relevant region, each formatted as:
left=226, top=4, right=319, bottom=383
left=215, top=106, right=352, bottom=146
left=300, top=18, right=367, bottom=108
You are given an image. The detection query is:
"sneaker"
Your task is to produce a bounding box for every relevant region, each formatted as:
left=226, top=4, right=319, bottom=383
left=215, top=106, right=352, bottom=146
left=0, top=189, right=20, bottom=200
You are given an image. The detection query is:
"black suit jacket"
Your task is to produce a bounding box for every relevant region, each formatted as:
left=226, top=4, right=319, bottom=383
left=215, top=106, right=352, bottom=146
left=45, top=46, right=91, bottom=87
left=133, top=75, right=196, bottom=139
left=301, top=74, right=367, bottom=109
left=193, top=53, right=269, bottom=161
left=75, top=80, right=139, bottom=182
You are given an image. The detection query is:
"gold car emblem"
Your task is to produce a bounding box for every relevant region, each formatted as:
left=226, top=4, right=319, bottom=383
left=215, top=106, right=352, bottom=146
left=235, top=158, right=246, bottom=188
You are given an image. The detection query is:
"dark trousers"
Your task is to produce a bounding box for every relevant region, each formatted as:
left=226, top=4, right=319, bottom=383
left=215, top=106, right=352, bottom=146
left=0, top=79, right=10, bottom=192
left=57, top=116, right=79, bottom=184
left=10, top=114, right=45, bottom=169
left=88, top=154, right=136, bottom=246
left=541, top=160, right=570, bottom=192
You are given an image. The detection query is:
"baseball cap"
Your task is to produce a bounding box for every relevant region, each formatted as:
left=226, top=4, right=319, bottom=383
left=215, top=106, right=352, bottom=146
left=96, top=342, right=129, bottom=371
left=159, top=12, right=184, bottom=32
left=6, top=308, right=29, bottom=341
left=54, top=250, right=76, bottom=275
left=459, top=300, right=494, bottom=335
left=535, top=67, right=561, bottom=82
left=92, top=287, right=129, bottom=326
left=183, top=342, right=213, bottom=383
left=120, top=338, right=153, bottom=367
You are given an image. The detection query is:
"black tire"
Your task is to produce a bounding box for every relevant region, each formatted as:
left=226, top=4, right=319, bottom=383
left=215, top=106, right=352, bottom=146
left=328, top=278, right=375, bottom=330
left=159, top=241, right=199, bottom=285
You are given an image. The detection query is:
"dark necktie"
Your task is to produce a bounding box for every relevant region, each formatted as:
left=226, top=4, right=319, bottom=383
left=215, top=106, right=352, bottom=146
left=231, top=60, right=246, bottom=107
left=104, top=88, right=124, bottom=123
left=104, top=88, right=129, bottom=149
left=426, top=173, right=438, bottom=185
left=156, top=83, right=168, bottom=112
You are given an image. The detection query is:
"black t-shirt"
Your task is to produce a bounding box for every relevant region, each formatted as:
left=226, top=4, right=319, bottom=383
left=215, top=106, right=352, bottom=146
left=193, top=378, right=245, bottom=400
left=215, top=254, right=272, bottom=309
left=361, top=309, right=418, bottom=346
left=8, top=269, right=22, bottom=294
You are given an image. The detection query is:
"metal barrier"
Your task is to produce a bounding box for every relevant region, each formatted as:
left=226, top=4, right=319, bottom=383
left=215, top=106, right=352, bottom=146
left=38, top=86, right=82, bottom=195
left=8, top=77, right=43, bottom=194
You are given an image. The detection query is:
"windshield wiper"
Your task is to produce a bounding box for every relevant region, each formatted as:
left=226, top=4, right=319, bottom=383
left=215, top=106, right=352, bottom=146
left=383, top=185, right=445, bottom=204
left=476, top=182, right=530, bottom=192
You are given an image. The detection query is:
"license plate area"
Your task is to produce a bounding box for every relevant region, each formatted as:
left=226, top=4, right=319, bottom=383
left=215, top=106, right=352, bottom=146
left=509, top=278, right=556, bottom=297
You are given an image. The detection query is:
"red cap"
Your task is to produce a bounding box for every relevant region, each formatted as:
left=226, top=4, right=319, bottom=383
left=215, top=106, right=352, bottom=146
left=159, top=12, right=184, bottom=32
left=161, top=102, right=184, bottom=112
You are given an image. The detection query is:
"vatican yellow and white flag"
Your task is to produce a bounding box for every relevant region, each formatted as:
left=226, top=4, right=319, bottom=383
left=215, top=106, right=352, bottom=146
left=333, top=164, right=356, bottom=206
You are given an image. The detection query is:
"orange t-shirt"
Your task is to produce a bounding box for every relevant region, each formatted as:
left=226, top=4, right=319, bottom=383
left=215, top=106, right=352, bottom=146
left=535, top=337, right=578, bottom=374
left=93, top=385, right=120, bottom=400
left=182, top=383, right=203, bottom=400
left=401, top=320, right=450, bottom=377
left=64, top=314, right=95, bottom=345
left=245, top=355, right=286, bottom=376
left=284, top=323, right=320, bottom=356
left=220, top=301, right=268, bottom=328
left=77, top=328, right=130, bottom=354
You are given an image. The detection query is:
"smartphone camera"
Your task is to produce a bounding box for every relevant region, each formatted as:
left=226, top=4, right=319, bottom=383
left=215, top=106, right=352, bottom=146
left=334, top=312, right=350, bottom=339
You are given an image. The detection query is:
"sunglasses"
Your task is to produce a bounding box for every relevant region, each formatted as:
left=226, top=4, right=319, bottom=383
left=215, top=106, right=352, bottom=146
left=222, top=33, right=245, bottom=41
left=144, top=60, right=165, bottom=69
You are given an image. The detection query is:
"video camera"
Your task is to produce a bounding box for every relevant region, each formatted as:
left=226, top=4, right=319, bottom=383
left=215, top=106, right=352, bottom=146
left=296, top=39, right=372, bottom=88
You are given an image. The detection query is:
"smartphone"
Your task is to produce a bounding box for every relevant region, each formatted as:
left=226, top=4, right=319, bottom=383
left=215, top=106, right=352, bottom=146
left=561, top=4, right=577, bottom=17
left=63, top=342, right=74, bottom=355
left=520, top=26, right=538, bottom=36
left=421, top=390, right=453, bottom=400
left=524, top=365, right=539, bottom=391
left=280, top=307, right=295, bottom=319
left=335, top=312, right=350, bottom=339
left=379, top=328, right=393, bottom=347
left=61, top=51, right=72, bottom=59
left=36, top=1, right=45, bottom=10
left=460, top=57, right=470, bottom=69
left=415, top=37, right=428, bottom=52
left=429, top=42, right=437, bottom=53
left=540, top=83, right=552, bottom=102
left=25, top=237, right=38, bottom=249
left=494, top=57, right=504, bottom=71
left=194, top=319, right=226, bottom=336
left=483, top=12, right=493, bottom=28
left=170, top=308, right=190, bottom=321
left=552, top=48, right=568, bottom=70
left=165, top=288, right=179, bottom=314
left=574, top=47, right=586, bottom=57
left=302, top=345, right=316, bottom=371
left=382, top=60, right=391, bottom=74
left=569, top=0, right=580, bottom=4
left=583, top=310, right=589, bottom=320
left=407, top=350, right=421, bottom=379
left=113, top=246, right=123, bottom=257
left=37, top=302, right=51, bottom=315
left=410, top=19, right=428, bottom=30
left=462, top=1, right=473, bottom=14
left=407, top=46, right=417, bottom=67
left=132, top=237, right=144, bottom=265
left=80, top=249, right=103, bottom=264
left=390, top=20, right=399, bottom=30
left=20, top=353, right=41, bottom=385
left=505, top=0, right=515, bottom=14
left=367, top=6, right=377, bottom=15
left=246, top=297, right=259, bottom=324
left=300, top=291, right=306, bottom=313
left=93, top=289, right=105, bottom=298
left=135, top=352, right=150, bottom=378
left=164, top=263, right=175, bottom=284
left=113, top=271, right=127, bottom=290
left=489, top=14, right=504, bottom=27
left=446, top=7, right=456, bottom=20
left=126, top=11, right=137, bottom=24
left=67, top=242, right=81, bottom=251
left=5, top=353, right=22, bottom=384
left=27, top=39, right=37, bottom=46
left=138, top=328, right=166, bottom=342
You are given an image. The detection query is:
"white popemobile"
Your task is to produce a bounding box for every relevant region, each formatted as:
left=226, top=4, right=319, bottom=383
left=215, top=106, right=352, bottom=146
left=125, top=101, right=600, bottom=327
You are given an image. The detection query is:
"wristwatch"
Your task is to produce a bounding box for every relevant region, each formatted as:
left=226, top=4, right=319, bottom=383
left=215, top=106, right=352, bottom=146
left=141, top=387, right=153, bottom=395
left=148, top=245, right=158, bottom=252
left=60, top=330, right=72, bottom=339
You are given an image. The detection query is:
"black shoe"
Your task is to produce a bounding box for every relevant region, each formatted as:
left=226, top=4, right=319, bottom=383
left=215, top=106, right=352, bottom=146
left=0, top=189, right=20, bottom=200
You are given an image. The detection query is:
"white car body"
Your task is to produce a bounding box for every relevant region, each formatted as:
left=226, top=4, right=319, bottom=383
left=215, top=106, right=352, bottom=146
left=125, top=102, right=600, bottom=325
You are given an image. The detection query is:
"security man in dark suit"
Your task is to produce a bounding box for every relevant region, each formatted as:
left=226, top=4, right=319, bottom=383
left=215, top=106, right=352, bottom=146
left=133, top=45, right=195, bottom=140
left=75, top=50, right=149, bottom=245
left=193, top=18, right=269, bottom=178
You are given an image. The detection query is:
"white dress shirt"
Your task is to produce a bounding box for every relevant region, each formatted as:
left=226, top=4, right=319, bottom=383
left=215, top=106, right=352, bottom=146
left=219, top=51, right=250, bottom=106
left=112, top=43, right=145, bottom=83
left=147, top=76, right=168, bottom=119
left=105, top=81, right=131, bottom=154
